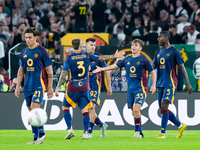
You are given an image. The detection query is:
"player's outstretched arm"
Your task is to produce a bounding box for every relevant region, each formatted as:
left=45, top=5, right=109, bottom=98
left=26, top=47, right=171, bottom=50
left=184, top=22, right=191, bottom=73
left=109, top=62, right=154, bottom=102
left=15, top=66, right=24, bottom=98
left=179, top=64, right=193, bottom=94
left=55, top=70, right=68, bottom=97
left=93, top=64, right=118, bottom=74
left=104, top=71, right=112, bottom=96
left=150, top=70, right=156, bottom=94
left=153, top=64, right=157, bottom=69
left=45, top=65, right=54, bottom=99
left=98, top=50, right=125, bottom=61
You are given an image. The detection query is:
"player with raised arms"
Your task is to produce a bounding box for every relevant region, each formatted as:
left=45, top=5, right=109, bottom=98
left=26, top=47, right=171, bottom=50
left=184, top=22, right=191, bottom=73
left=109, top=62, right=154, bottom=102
left=93, top=39, right=156, bottom=138
left=55, top=38, right=125, bottom=140
left=15, top=27, right=53, bottom=144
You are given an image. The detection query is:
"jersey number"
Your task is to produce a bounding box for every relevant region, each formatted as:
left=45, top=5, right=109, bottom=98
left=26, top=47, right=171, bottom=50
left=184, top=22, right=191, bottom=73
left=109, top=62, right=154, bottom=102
left=136, top=93, right=143, bottom=99
left=90, top=91, right=97, bottom=97
left=79, top=6, right=86, bottom=15
left=77, top=61, right=85, bottom=77
left=167, top=89, right=170, bottom=95
left=33, top=91, right=41, bottom=97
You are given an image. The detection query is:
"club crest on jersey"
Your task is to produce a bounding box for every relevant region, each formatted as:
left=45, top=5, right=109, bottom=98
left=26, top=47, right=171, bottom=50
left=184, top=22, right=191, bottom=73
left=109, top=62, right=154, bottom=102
left=157, top=54, right=160, bottom=57
left=23, top=54, right=27, bottom=58
left=91, top=61, right=95, bottom=64
left=127, top=62, right=130, bottom=65
left=34, top=54, right=38, bottom=58
left=167, top=53, right=170, bottom=57
left=137, top=61, right=140, bottom=65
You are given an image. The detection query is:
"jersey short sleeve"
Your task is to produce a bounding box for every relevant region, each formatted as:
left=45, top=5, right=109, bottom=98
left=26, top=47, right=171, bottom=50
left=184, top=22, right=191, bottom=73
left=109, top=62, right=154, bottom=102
left=152, top=50, right=158, bottom=68
left=63, top=56, right=70, bottom=71
left=116, top=58, right=126, bottom=68
left=174, top=49, right=184, bottom=65
left=143, top=57, right=154, bottom=72
left=88, top=53, right=99, bottom=62
left=19, top=57, right=24, bottom=67
left=19, top=49, right=26, bottom=67
left=100, top=60, right=107, bottom=67
left=41, top=48, right=52, bottom=67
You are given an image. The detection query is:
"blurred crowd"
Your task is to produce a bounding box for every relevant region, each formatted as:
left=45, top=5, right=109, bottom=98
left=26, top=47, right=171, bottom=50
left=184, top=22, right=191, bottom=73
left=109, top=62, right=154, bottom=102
left=0, top=0, right=200, bottom=91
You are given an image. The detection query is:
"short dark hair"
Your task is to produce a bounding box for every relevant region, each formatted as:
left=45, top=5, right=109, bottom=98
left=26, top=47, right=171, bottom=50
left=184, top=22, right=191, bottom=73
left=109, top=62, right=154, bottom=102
left=24, top=27, right=39, bottom=36
left=12, top=25, right=18, bottom=28
left=152, top=25, right=158, bottom=31
left=72, top=38, right=81, bottom=50
left=134, top=17, right=141, bottom=21
left=110, top=13, right=116, bottom=18
left=169, top=24, right=176, bottom=29
left=95, top=0, right=102, bottom=4
left=160, top=31, right=170, bottom=39
left=86, top=37, right=96, bottom=43
left=177, top=0, right=183, bottom=2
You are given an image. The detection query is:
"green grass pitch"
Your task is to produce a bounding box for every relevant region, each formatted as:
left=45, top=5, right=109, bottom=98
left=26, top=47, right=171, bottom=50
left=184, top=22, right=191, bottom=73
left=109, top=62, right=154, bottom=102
left=0, top=130, right=200, bottom=150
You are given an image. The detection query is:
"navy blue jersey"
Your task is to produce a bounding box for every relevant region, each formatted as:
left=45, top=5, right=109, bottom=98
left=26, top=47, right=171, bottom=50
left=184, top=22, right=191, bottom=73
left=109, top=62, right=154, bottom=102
left=63, top=52, right=99, bottom=92
left=152, top=46, right=184, bottom=88
left=89, top=53, right=107, bottom=90
left=20, top=45, right=52, bottom=91
left=116, top=55, right=153, bottom=94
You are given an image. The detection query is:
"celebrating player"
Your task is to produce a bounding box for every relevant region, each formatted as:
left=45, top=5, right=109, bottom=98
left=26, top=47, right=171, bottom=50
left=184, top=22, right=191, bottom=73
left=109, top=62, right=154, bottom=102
left=153, top=31, right=193, bottom=139
left=15, top=27, right=53, bottom=144
left=55, top=38, right=124, bottom=140
left=93, top=39, right=156, bottom=138
left=86, top=37, right=112, bottom=138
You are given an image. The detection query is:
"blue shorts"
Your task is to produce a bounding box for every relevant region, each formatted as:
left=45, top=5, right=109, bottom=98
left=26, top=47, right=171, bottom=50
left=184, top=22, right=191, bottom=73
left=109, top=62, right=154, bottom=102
left=24, top=90, right=44, bottom=107
left=63, top=91, right=92, bottom=110
left=158, top=87, right=176, bottom=105
left=127, top=92, right=146, bottom=109
left=90, top=89, right=101, bottom=106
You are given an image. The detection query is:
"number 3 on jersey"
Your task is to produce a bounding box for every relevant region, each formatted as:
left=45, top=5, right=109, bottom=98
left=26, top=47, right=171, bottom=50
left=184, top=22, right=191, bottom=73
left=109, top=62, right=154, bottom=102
left=77, top=61, right=85, bottom=77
